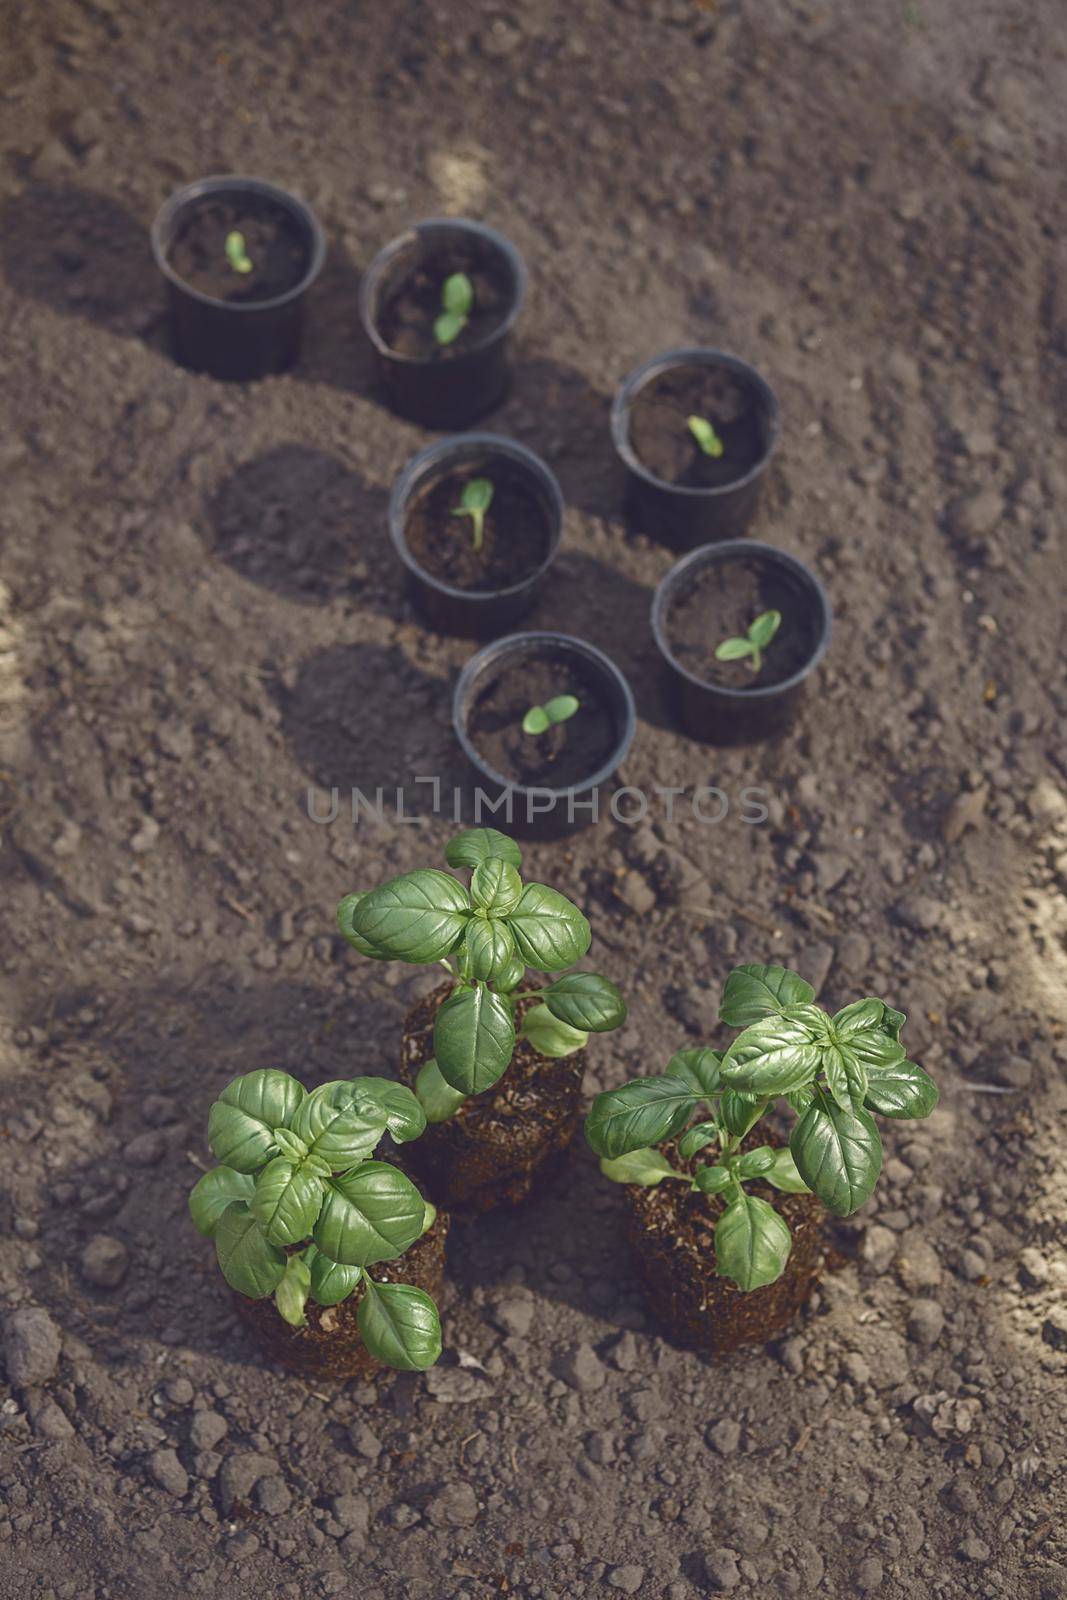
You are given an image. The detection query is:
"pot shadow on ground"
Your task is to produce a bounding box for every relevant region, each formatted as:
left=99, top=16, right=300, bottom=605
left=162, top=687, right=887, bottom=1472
left=201, top=444, right=392, bottom=605
left=292, top=234, right=378, bottom=399
left=492, top=354, right=626, bottom=522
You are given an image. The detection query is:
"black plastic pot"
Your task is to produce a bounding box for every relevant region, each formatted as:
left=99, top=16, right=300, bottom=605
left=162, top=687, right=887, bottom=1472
left=151, top=175, right=326, bottom=381
left=652, top=540, right=831, bottom=744
left=452, top=632, right=637, bottom=837
left=611, top=348, right=780, bottom=546
left=357, top=219, right=526, bottom=428
left=390, top=434, right=563, bottom=638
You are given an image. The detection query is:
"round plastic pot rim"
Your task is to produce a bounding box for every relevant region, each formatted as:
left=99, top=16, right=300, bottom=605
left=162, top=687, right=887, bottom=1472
left=611, top=346, right=781, bottom=499
left=651, top=538, right=832, bottom=702
left=390, top=433, right=563, bottom=607
left=357, top=217, right=527, bottom=366
left=453, top=630, right=637, bottom=799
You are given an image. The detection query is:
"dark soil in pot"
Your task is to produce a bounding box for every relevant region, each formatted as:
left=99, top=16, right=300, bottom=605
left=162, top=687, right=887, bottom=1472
left=398, top=983, right=586, bottom=1212
left=166, top=192, right=311, bottom=304
left=230, top=1201, right=449, bottom=1382
left=376, top=234, right=513, bottom=361
left=404, top=457, right=552, bottom=594
left=665, top=551, right=823, bottom=690
left=622, top=1133, right=824, bottom=1356
left=628, top=364, right=765, bottom=489
left=466, top=651, right=619, bottom=790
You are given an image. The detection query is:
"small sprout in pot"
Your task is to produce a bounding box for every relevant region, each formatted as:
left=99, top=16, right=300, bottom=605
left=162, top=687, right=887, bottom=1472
left=715, top=609, right=781, bottom=674
left=337, top=827, right=626, bottom=1119
left=687, top=413, right=724, bottom=458
left=434, top=271, right=473, bottom=346
left=225, top=229, right=254, bottom=275
left=451, top=477, right=494, bottom=553
left=586, top=962, right=938, bottom=1292
left=522, top=694, right=580, bottom=737
left=189, top=1069, right=442, bottom=1371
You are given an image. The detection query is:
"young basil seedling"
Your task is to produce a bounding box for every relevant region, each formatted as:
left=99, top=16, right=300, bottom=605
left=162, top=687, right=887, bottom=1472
left=189, top=1070, right=442, bottom=1371
left=434, top=272, right=473, bottom=346
left=451, top=477, right=494, bottom=554
left=522, top=695, right=580, bottom=736
left=586, top=962, right=938, bottom=1292
left=338, top=828, right=626, bottom=1120
left=225, top=230, right=253, bottom=275
left=715, top=609, right=781, bottom=673
left=687, top=414, right=724, bottom=458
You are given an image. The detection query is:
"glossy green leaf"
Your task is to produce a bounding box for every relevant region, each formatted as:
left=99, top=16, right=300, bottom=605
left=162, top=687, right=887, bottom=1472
left=274, top=1250, right=311, bottom=1328
left=289, top=1081, right=390, bottom=1167
left=337, top=893, right=391, bottom=960
left=678, top=1120, right=719, bottom=1160
left=718, top=964, right=815, bottom=1027
left=720, top=1088, right=766, bottom=1137
left=357, top=1278, right=442, bottom=1372
left=584, top=1075, right=700, bottom=1160
left=520, top=1003, right=588, bottom=1059
left=786, top=1084, right=815, bottom=1116
left=714, top=1192, right=793, bottom=1290
left=444, top=828, right=522, bottom=870
left=695, top=1163, right=733, bottom=1195
left=420, top=1200, right=437, bottom=1237
left=506, top=882, right=591, bottom=972
left=463, top=915, right=518, bottom=982
left=790, top=1097, right=883, bottom=1216
left=214, top=1202, right=287, bottom=1299
left=494, top=953, right=527, bottom=993
left=720, top=1017, right=824, bottom=1097
left=470, top=858, right=523, bottom=916
left=748, top=609, right=782, bottom=649
left=881, top=1004, right=906, bottom=1042
left=822, top=1044, right=853, bottom=1112
left=863, top=1058, right=939, bottom=1120
left=189, top=1166, right=255, bottom=1238
left=306, top=1243, right=362, bottom=1307
left=273, top=1128, right=309, bottom=1164
left=599, top=1148, right=684, bottom=1186
left=344, top=1077, right=427, bottom=1144
left=351, top=869, right=470, bottom=964
left=781, top=1003, right=833, bottom=1038
left=832, top=998, right=885, bottom=1039
left=414, top=1057, right=468, bottom=1124
left=250, top=1156, right=325, bottom=1246
left=434, top=983, right=515, bottom=1095
left=543, top=972, right=627, bottom=1033
left=845, top=1026, right=907, bottom=1071
left=667, top=1047, right=723, bottom=1100
left=207, top=1069, right=306, bottom=1172
left=734, top=1144, right=776, bottom=1179
left=839, top=1045, right=869, bottom=1109
left=313, top=1162, right=427, bottom=1267
left=761, top=1147, right=811, bottom=1193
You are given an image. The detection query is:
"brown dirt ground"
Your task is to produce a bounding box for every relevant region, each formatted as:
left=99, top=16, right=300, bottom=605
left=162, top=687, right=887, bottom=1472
left=1, top=3, right=1066, bottom=1599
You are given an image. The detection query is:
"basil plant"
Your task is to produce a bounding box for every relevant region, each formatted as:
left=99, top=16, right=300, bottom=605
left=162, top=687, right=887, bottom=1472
left=586, top=963, right=938, bottom=1292
left=338, top=828, right=626, bottom=1125
left=189, top=1070, right=442, bottom=1371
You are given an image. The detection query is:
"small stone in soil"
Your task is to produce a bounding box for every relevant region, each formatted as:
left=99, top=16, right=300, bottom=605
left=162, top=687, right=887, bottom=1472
left=3, top=1307, right=62, bottom=1388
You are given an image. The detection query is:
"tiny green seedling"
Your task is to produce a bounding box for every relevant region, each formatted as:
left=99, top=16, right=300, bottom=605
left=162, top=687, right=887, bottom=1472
left=434, top=272, right=473, bottom=346
left=586, top=962, right=938, bottom=1291
left=522, top=695, right=579, bottom=736
left=225, top=230, right=253, bottom=275
left=687, top=414, right=724, bottom=458
left=715, top=609, right=781, bottom=673
left=452, top=477, right=494, bottom=553
left=189, top=1070, right=442, bottom=1370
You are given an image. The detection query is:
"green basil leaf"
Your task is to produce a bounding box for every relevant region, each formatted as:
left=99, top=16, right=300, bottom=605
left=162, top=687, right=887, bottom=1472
left=505, top=882, right=591, bottom=972
left=762, top=1148, right=811, bottom=1193
left=274, top=1250, right=312, bottom=1328
left=598, top=1148, right=684, bottom=1186
left=344, top=1077, right=427, bottom=1144
left=289, top=1081, right=390, bottom=1167
left=786, top=1085, right=815, bottom=1116
left=520, top=1003, right=588, bottom=1059
left=720, top=1088, right=766, bottom=1138
left=207, top=1070, right=306, bottom=1172
left=188, top=1166, right=255, bottom=1238
left=337, top=893, right=390, bottom=960
left=414, top=1057, right=468, bottom=1124
left=306, top=1243, right=362, bottom=1307
left=433, top=983, right=515, bottom=1095
left=881, top=1004, right=907, bottom=1043
left=357, top=1278, right=442, bottom=1372
left=351, top=869, right=470, bottom=964
left=832, top=998, right=885, bottom=1039
left=790, top=1097, right=883, bottom=1216
left=420, top=1199, right=437, bottom=1237
left=863, top=1058, right=939, bottom=1120
left=250, top=1157, right=325, bottom=1246
left=734, top=1144, right=776, bottom=1179
left=494, top=953, right=527, bottom=994
left=313, top=1161, right=426, bottom=1267
left=584, top=1075, right=700, bottom=1160
left=720, top=1017, right=824, bottom=1097
left=781, top=1003, right=833, bottom=1038
left=718, top=964, right=815, bottom=1027
left=845, top=1026, right=907, bottom=1071
left=444, top=828, right=522, bottom=870
left=822, top=1044, right=852, bottom=1112
left=214, top=1202, right=287, bottom=1299
left=470, top=858, right=523, bottom=916
left=273, top=1128, right=309, bottom=1164
left=714, top=1192, right=793, bottom=1290
left=542, top=971, right=627, bottom=1033
left=677, top=1121, right=719, bottom=1160
left=695, top=1164, right=733, bottom=1195
left=463, top=916, right=518, bottom=982
left=665, top=1047, right=722, bottom=1100
left=839, top=1045, right=869, bottom=1110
